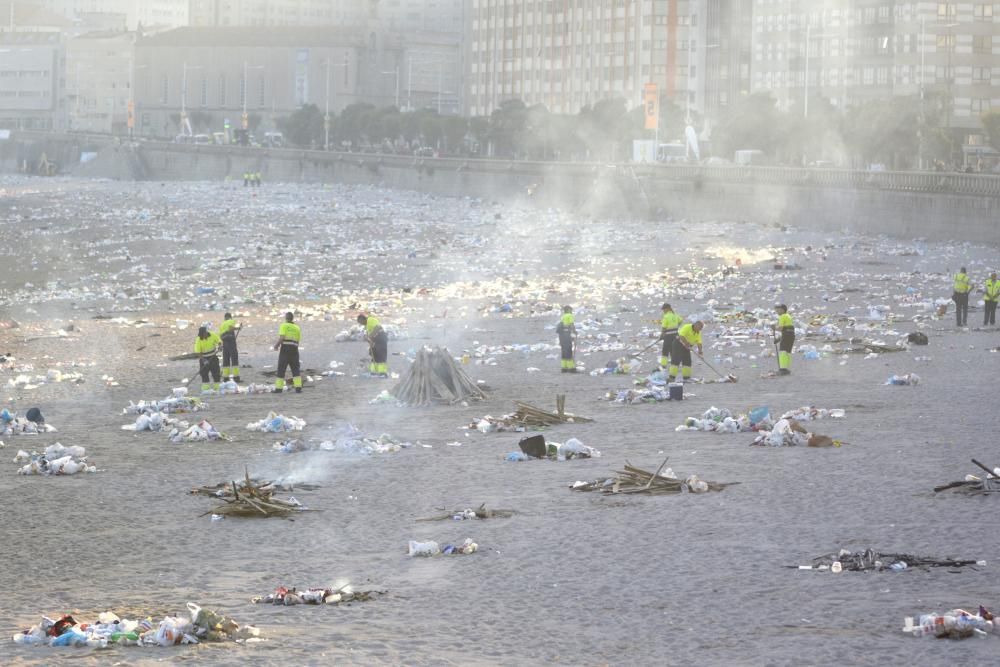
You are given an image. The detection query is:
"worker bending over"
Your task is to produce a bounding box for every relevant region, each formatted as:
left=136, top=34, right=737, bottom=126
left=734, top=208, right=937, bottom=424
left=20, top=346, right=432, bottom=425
left=358, top=313, right=389, bottom=377
left=659, top=303, right=682, bottom=370
left=773, top=304, right=795, bottom=376
left=556, top=305, right=577, bottom=372
left=273, top=312, right=302, bottom=393
left=194, top=326, right=222, bottom=393
left=671, top=321, right=704, bottom=382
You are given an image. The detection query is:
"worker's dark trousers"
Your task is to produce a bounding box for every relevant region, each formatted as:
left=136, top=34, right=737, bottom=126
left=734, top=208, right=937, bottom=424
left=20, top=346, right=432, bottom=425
left=660, top=333, right=677, bottom=367
left=955, top=292, right=969, bottom=326
left=779, top=330, right=795, bottom=371
left=369, top=331, right=388, bottom=374
left=222, top=336, right=239, bottom=374
left=985, top=300, right=997, bottom=325
left=199, top=356, right=220, bottom=383
left=277, top=344, right=300, bottom=379
left=559, top=334, right=575, bottom=370
left=671, top=338, right=693, bottom=379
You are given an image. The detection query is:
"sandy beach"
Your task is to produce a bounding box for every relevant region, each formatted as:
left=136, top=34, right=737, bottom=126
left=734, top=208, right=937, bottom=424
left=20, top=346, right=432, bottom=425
left=0, top=176, right=998, bottom=665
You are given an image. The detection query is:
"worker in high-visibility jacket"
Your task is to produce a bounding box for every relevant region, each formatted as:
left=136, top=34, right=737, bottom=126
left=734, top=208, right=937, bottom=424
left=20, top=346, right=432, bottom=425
left=272, top=312, right=302, bottom=393
left=556, top=305, right=577, bottom=372
left=243, top=171, right=250, bottom=187
left=772, top=304, right=795, bottom=376
left=194, top=326, right=222, bottom=393
left=953, top=267, right=971, bottom=326
left=670, top=321, right=704, bottom=382
left=659, top=303, right=683, bottom=370
left=219, top=312, right=241, bottom=382
left=985, top=272, right=1000, bottom=326
left=357, top=313, right=388, bottom=377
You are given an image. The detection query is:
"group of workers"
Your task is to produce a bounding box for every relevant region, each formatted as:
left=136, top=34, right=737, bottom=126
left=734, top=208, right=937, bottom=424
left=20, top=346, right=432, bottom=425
left=242, top=171, right=263, bottom=187
left=953, top=267, right=1000, bottom=327
left=192, top=310, right=388, bottom=394
left=557, top=303, right=796, bottom=380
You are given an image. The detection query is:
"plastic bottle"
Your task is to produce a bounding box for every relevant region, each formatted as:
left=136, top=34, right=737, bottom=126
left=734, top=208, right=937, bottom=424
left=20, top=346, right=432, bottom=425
left=889, top=561, right=908, bottom=572
left=51, top=628, right=88, bottom=647
left=830, top=561, right=843, bottom=573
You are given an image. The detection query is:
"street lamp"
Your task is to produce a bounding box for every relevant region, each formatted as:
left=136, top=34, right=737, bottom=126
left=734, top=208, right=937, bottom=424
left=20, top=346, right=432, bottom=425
left=180, top=62, right=203, bottom=136
left=128, top=62, right=148, bottom=139
left=380, top=67, right=400, bottom=108
left=324, top=58, right=348, bottom=150
left=242, top=61, right=264, bottom=130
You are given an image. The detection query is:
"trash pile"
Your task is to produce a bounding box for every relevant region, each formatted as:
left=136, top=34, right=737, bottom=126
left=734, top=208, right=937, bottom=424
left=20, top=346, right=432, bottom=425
left=0, top=409, right=56, bottom=435
left=391, top=346, right=487, bottom=406
left=121, top=412, right=188, bottom=432
left=505, top=435, right=600, bottom=461
left=798, top=548, right=985, bottom=572
left=886, top=373, right=921, bottom=386
left=934, top=459, right=1000, bottom=495
left=12, top=603, right=260, bottom=647
left=198, top=472, right=312, bottom=519
left=589, top=357, right=636, bottom=376
left=13, top=443, right=96, bottom=475
left=417, top=503, right=515, bottom=521
left=6, top=369, right=84, bottom=389
left=778, top=406, right=846, bottom=421
left=749, top=416, right=841, bottom=448
left=252, top=584, right=382, bottom=606
left=169, top=419, right=229, bottom=443
left=569, top=458, right=738, bottom=495
left=904, top=606, right=997, bottom=639
left=467, top=414, right=526, bottom=434
left=335, top=322, right=408, bottom=342
left=122, top=396, right=204, bottom=415
left=246, top=412, right=306, bottom=433
left=407, top=538, right=478, bottom=557
left=676, top=406, right=762, bottom=434
left=273, top=424, right=412, bottom=455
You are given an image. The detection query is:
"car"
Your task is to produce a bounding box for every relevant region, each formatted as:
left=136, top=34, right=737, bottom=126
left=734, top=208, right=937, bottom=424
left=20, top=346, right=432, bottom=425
left=414, top=147, right=435, bottom=157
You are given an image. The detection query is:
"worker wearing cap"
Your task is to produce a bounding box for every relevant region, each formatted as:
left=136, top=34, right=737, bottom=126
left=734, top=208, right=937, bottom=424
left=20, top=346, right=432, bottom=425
left=671, top=321, right=703, bottom=382
left=953, top=267, right=971, bottom=326
left=194, top=326, right=222, bottom=393
left=556, top=305, right=578, bottom=372
left=273, top=312, right=302, bottom=393
left=219, top=312, right=241, bottom=382
left=357, top=313, right=388, bottom=377
left=984, top=273, right=1000, bottom=326
left=659, top=303, right=683, bottom=370
left=773, top=304, right=795, bottom=376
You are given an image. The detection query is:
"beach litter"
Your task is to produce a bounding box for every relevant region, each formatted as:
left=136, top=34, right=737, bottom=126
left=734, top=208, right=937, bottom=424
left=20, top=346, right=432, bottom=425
left=273, top=424, right=412, bottom=455
left=121, top=412, right=188, bottom=432
left=569, top=458, right=738, bottom=495
left=168, top=419, right=229, bottom=443
left=417, top=503, right=515, bottom=521
left=933, top=459, right=1000, bottom=495
left=12, top=603, right=260, bottom=647
left=246, top=412, right=306, bottom=433
left=252, top=584, right=384, bottom=606
left=796, top=548, right=985, bottom=573
left=0, top=409, right=56, bottom=435
left=506, top=435, right=600, bottom=461
left=198, top=471, right=314, bottom=518
left=122, top=396, right=204, bottom=415
left=749, top=417, right=841, bottom=447
left=903, top=606, right=997, bottom=639
left=886, top=373, right=921, bottom=386
left=13, top=443, right=96, bottom=475
left=407, top=538, right=478, bottom=557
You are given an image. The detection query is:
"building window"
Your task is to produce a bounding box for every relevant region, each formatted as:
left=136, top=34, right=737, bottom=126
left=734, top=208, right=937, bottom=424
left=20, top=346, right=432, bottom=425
left=937, top=3, right=956, bottom=19
left=258, top=74, right=265, bottom=108
left=201, top=77, right=207, bottom=107
left=161, top=74, right=168, bottom=104
left=936, top=34, right=955, bottom=52
left=973, top=34, right=992, bottom=54
left=972, top=98, right=991, bottom=113
left=973, top=66, right=990, bottom=82
left=974, top=4, right=993, bottom=20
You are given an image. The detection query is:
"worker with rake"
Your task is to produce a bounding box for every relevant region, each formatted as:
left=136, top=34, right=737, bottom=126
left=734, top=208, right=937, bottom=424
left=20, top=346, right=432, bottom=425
left=219, top=312, right=242, bottom=383
left=358, top=313, right=389, bottom=377
left=194, top=326, right=222, bottom=394
left=556, top=305, right=578, bottom=372
left=659, top=303, right=683, bottom=370
left=671, top=321, right=703, bottom=383
left=273, top=312, right=303, bottom=393
left=773, top=304, right=795, bottom=376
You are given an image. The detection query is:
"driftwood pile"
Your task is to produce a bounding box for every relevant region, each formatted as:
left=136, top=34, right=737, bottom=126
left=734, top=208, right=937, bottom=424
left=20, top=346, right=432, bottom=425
left=195, top=470, right=316, bottom=518
left=934, top=458, right=1000, bottom=495
left=512, top=395, right=592, bottom=426
left=570, top=458, right=737, bottom=495
left=190, top=477, right=320, bottom=498
left=807, top=548, right=983, bottom=572
left=392, top=347, right=487, bottom=405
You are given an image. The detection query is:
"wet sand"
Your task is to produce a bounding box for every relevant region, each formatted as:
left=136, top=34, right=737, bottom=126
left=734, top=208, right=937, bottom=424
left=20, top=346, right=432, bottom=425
left=0, top=176, right=998, bottom=665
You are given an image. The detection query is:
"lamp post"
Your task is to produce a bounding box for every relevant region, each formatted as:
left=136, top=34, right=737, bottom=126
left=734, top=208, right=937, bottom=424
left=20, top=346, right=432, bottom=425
left=128, top=60, right=147, bottom=139
left=242, top=61, right=264, bottom=131
left=180, top=62, right=202, bottom=136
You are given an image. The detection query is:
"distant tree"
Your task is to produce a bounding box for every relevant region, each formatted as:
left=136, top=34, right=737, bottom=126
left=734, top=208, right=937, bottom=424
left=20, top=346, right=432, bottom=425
left=276, top=104, right=324, bottom=148
left=188, top=110, right=212, bottom=132
left=489, top=99, right=528, bottom=158
left=981, top=111, right=1000, bottom=151
left=468, top=116, right=490, bottom=155
left=712, top=92, right=786, bottom=160
left=247, top=112, right=263, bottom=132
left=439, top=115, right=468, bottom=154
left=335, top=103, right=376, bottom=147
